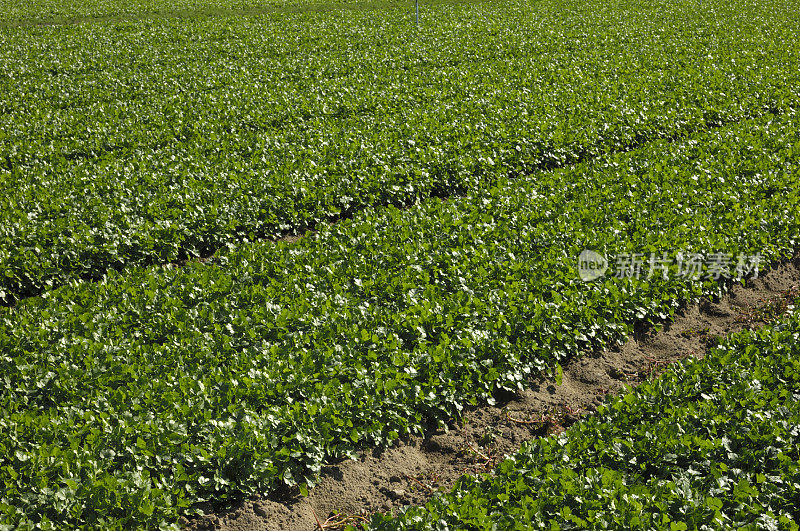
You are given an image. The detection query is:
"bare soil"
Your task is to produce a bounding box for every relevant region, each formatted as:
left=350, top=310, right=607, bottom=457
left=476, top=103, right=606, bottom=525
left=183, top=257, right=800, bottom=531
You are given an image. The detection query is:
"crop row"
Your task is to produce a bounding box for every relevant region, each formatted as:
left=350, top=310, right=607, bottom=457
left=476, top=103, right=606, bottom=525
left=0, top=0, right=416, bottom=24
left=1, top=108, right=799, bottom=528
left=2, top=0, right=800, bottom=303
left=371, top=299, right=800, bottom=530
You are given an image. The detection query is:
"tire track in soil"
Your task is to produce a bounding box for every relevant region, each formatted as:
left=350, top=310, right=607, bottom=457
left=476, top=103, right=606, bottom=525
left=183, top=256, right=800, bottom=531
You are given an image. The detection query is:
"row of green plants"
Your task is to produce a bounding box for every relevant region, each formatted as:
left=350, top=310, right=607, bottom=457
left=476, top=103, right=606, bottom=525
left=1, top=108, right=799, bottom=528
left=2, top=0, right=800, bottom=303
left=370, top=297, right=800, bottom=530
left=0, top=0, right=418, bottom=24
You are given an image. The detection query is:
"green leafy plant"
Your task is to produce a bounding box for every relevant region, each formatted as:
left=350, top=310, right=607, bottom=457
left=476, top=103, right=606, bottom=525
left=1, top=107, right=799, bottom=528
left=370, top=308, right=800, bottom=530
left=1, top=0, right=800, bottom=528
left=2, top=0, right=800, bottom=303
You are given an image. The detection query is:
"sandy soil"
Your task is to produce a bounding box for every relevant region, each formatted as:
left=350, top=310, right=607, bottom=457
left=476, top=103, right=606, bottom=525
left=183, top=256, right=800, bottom=531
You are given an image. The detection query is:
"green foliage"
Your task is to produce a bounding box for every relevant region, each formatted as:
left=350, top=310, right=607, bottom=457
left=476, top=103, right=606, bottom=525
left=371, top=309, right=800, bottom=530
left=1, top=105, right=799, bottom=528
left=2, top=0, right=800, bottom=302
left=2, top=0, right=800, bottom=528
left=0, top=0, right=452, bottom=24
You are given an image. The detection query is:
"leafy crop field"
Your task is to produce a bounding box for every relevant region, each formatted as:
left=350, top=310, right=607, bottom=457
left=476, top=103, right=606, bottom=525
left=0, top=0, right=408, bottom=22
left=370, top=303, right=800, bottom=530
left=1, top=0, right=800, bottom=529
left=3, top=111, right=799, bottom=528
left=2, top=0, right=799, bottom=303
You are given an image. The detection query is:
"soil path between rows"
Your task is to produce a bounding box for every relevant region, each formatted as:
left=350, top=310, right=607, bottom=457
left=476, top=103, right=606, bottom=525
left=185, top=257, right=800, bottom=531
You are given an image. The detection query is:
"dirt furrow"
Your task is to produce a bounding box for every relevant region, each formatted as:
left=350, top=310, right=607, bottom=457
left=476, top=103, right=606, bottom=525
left=185, top=257, right=800, bottom=531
